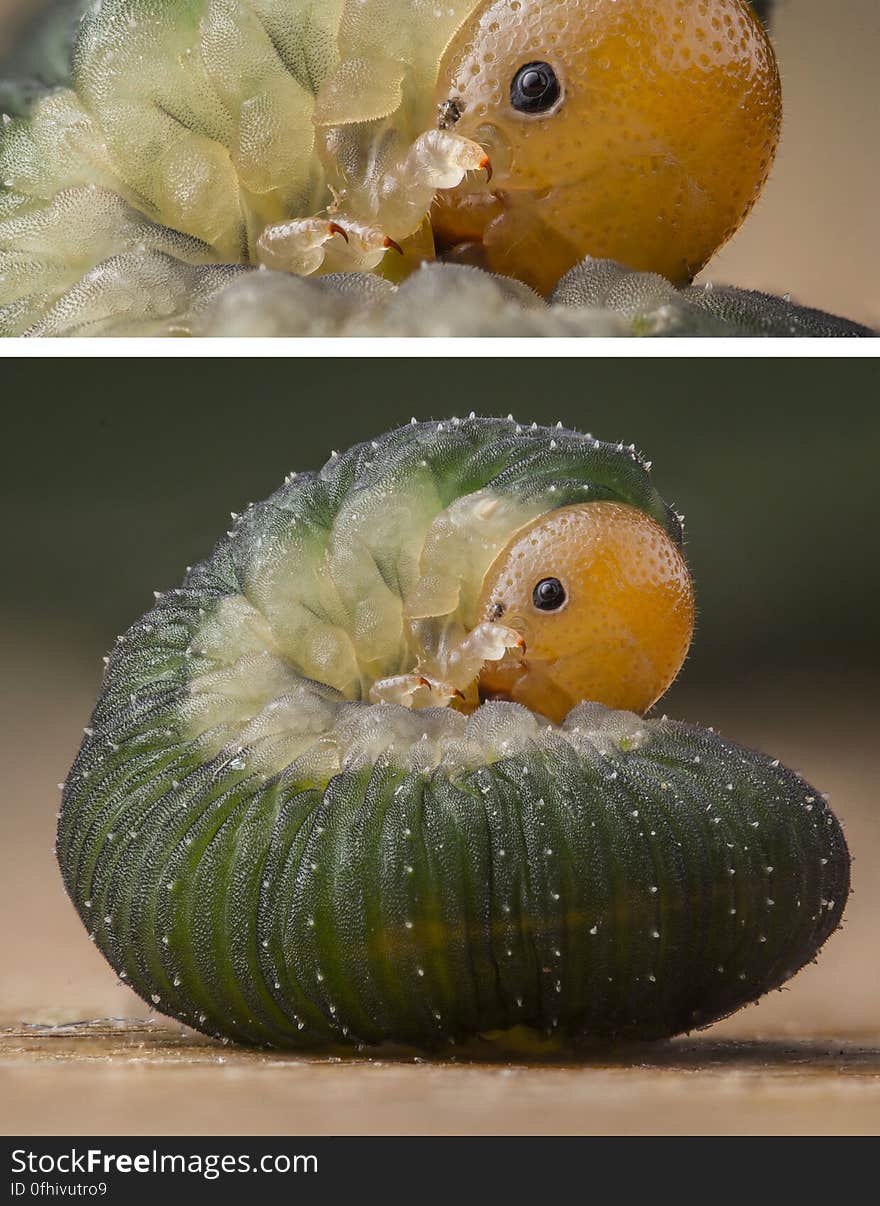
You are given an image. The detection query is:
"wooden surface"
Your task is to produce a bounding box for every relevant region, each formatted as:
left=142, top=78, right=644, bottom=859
left=2, top=1019, right=880, bottom=1136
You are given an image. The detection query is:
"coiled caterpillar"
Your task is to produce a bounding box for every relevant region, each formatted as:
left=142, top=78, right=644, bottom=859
left=0, top=0, right=781, bottom=332
left=57, top=418, right=849, bottom=1049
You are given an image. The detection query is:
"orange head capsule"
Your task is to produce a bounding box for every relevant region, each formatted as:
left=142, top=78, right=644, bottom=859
left=476, top=502, right=695, bottom=723
left=432, top=0, right=781, bottom=294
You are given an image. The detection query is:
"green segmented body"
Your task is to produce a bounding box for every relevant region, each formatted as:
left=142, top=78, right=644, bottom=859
left=57, top=418, right=849, bottom=1048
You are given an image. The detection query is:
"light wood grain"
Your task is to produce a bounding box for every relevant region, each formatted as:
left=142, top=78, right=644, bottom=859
left=2, top=1020, right=879, bottom=1136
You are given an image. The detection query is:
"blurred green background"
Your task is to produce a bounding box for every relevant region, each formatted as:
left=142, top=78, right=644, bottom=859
left=1, top=359, right=879, bottom=1049
left=3, top=359, right=878, bottom=686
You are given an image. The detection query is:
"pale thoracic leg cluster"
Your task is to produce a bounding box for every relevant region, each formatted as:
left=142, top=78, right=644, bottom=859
left=255, top=131, right=490, bottom=275
left=257, top=217, right=399, bottom=275
left=370, top=622, right=523, bottom=711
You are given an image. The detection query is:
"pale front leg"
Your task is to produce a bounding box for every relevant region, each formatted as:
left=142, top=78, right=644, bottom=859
left=370, top=131, right=491, bottom=244
left=255, top=132, right=490, bottom=277
left=256, top=217, right=401, bottom=275
left=370, top=622, right=524, bottom=712
left=438, top=623, right=525, bottom=694
left=369, top=674, right=464, bottom=710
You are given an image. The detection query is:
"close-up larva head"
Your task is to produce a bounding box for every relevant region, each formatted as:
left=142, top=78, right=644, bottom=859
left=477, top=502, right=695, bottom=722
left=432, top=0, right=782, bottom=293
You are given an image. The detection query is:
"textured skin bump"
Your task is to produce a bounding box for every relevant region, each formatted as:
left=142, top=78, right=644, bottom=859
left=17, top=258, right=871, bottom=338
left=57, top=418, right=850, bottom=1049
left=1, top=1, right=780, bottom=332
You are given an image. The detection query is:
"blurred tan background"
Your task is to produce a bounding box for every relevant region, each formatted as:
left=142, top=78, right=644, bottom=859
left=1, top=364, right=878, bottom=1134
left=701, top=0, right=879, bottom=327
left=0, top=0, right=877, bottom=326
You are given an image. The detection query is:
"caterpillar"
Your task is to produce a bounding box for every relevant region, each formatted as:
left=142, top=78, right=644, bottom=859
left=57, top=417, right=849, bottom=1050
left=0, top=0, right=781, bottom=333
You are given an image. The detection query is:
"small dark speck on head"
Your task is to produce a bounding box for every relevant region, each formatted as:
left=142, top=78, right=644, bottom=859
left=438, top=98, right=462, bottom=130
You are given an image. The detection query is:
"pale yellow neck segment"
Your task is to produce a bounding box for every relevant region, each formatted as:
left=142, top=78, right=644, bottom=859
left=182, top=484, right=542, bottom=769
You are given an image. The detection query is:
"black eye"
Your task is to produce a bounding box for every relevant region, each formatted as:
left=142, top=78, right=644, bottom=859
left=510, top=61, right=561, bottom=115
left=532, top=577, right=566, bottom=611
